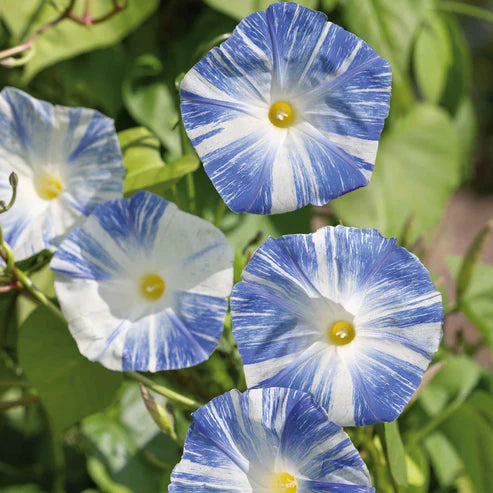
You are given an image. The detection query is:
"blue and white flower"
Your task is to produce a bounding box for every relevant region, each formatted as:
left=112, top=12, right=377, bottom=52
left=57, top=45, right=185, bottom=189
left=0, top=87, right=124, bottom=261
left=170, top=387, right=374, bottom=492
left=231, top=226, right=443, bottom=426
left=51, top=191, right=234, bottom=372
left=181, top=2, right=391, bottom=215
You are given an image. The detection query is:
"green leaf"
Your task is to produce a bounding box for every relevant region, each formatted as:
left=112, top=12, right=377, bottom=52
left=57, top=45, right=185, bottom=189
left=222, top=207, right=313, bottom=252
left=321, top=0, right=338, bottom=12
left=448, top=256, right=493, bottom=351
left=414, top=12, right=453, bottom=103
left=332, top=104, right=461, bottom=243
left=118, top=127, right=162, bottom=174
left=468, top=390, right=493, bottom=424
left=342, top=0, right=429, bottom=80
left=455, top=222, right=493, bottom=301
left=405, top=448, right=429, bottom=493
left=82, top=383, right=181, bottom=493
left=175, top=167, right=312, bottom=252
left=453, top=97, right=477, bottom=182
left=2, top=0, right=159, bottom=82
left=0, top=292, right=17, bottom=351
left=17, top=306, right=122, bottom=434
left=439, top=402, right=493, bottom=493
left=405, top=449, right=428, bottom=491
left=0, top=351, right=19, bottom=385
left=419, top=355, right=482, bottom=417
left=118, top=127, right=199, bottom=195
left=424, top=432, right=463, bottom=487
left=16, top=262, right=55, bottom=326
left=202, top=0, right=319, bottom=21
left=56, top=46, right=128, bottom=118
left=384, top=420, right=408, bottom=486
left=440, top=14, right=472, bottom=114
left=122, top=55, right=180, bottom=156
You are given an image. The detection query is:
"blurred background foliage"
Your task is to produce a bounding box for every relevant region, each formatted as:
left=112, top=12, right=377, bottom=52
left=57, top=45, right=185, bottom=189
left=0, top=0, right=492, bottom=492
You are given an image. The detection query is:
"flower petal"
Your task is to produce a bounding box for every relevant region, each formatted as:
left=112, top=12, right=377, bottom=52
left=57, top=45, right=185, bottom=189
left=231, top=226, right=443, bottom=425
left=51, top=191, right=234, bottom=372
left=169, top=421, right=252, bottom=492
left=0, top=87, right=124, bottom=260
left=170, top=388, right=373, bottom=491
left=181, top=3, right=391, bottom=214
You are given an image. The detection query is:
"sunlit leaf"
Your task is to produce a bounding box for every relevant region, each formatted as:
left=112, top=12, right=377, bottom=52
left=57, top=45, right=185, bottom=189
left=453, top=97, right=477, bottom=182
left=122, top=55, right=180, bottom=156
left=414, top=12, right=453, bottom=103
left=16, top=262, right=55, bottom=326
left=419, top=355, right=482, bottom=417
left=439, top=402, right=493, bottom=493
left=1, top=0, right=159, bottom=82
left=332, top=104, right=461, bottom=243
left=118, top=127, right=199, bottom=195
left=405, top=448, right=429, bottom=493
left=342, top=0, right=429, bottom=81
left=425, top=432, right=463, bottom=487
left=202, top=0, right=319, bottom=20
left=384, top=420, right=408, bottom=486
left=448, top=256, right=493, bottom=352
left=441, top=15, right=472, bottom=114
left=82, top=383, right=181, bottom=493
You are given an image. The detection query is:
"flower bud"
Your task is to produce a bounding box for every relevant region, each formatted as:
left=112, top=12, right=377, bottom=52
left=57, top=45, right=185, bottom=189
left=139, top=383, right=176, bottom=440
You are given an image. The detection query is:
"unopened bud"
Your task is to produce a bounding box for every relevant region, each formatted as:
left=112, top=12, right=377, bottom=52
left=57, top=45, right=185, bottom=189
left=139, top=383, right=176, bottom=440
left=9, top=172, right=18, bottom=189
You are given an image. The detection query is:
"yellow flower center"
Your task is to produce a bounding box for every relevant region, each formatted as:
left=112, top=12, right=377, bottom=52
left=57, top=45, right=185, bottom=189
left=328, top=320, right=356, bottom=346
left=271, top=472, right=297, bottom=493
left=36, top=174, right=63, bottom=200
left=140, top=274, right=165, bottom=301
left=268, top=101, right=295, bottom=128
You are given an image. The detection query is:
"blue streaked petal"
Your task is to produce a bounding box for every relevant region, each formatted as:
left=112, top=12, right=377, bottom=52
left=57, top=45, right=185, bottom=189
left=0, top=87, right=124, bottom=261
left=51, top=191, right=234, bottom=372
left=169, top=422, right=252, bottom=492
left=231, top=226, right=443, bottom=425
left=170, top=388, right=373, bottom=491
left=297, top=481, right=374, bottom=492
left=181, top=3, right=391, bottom=214
left=278, top=392, right=371, bottom=485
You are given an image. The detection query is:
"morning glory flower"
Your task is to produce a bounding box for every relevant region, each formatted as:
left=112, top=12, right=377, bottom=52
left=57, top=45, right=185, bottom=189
left=0, top=86, right=124, bottom=261
left=181, top=2, right=391, bottom=215
left=170, top=387, right=374, bottom=492
left=51, top=191, right=234, bottom=372
left=231, top=226, right=443, bottom=426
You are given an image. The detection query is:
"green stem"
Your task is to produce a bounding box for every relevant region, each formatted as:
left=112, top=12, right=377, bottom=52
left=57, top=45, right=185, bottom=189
left=2, top=242, right=15, bottom=276
left=15, top=268, right=65, bottom=321
left=126, top=371, right=201, bottom=409
left=439, top=1, right=493, bottom=23
left=177, top=119, right=197, bottom=214
left=408, top=399, right=462, bottom=449
left=359, top=427, right=388, bottom=491
left=0, top=394, right=39, bottom=411
left=214, top=200, right=227, bottom=228
left=0, top=380, right=31, bottom=387
left=186, top=173, right=196, bottom=215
